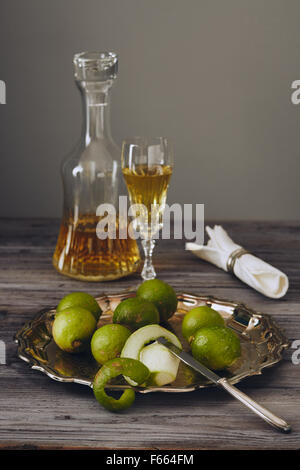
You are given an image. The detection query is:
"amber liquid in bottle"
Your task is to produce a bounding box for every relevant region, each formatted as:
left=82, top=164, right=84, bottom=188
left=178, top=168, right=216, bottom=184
left=53, top=52, right=141, bottom=281
left=122, top=164, right=172, bottom=235
left=53, top=214, right=140, bottom=281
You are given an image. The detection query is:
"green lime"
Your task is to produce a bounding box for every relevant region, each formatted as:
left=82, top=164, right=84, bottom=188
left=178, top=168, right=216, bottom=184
left=136, top=279, right=177, bottom=322
left=52, top=307, right=97, bottom=354
left=191, top=326, right=241, bottom=371
left=93, top=357, right=150, bottom=412
left=182, top=306, right=225, bottom=343
left=91, top=324, right=131, bottom=365
left=57, top=292, right=102, bottom=321
left=113, top=297, right=160, bottom=330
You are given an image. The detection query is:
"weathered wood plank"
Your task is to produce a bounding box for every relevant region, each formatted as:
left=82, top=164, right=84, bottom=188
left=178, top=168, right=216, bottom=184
left=0, top=219, right=299, bottom=449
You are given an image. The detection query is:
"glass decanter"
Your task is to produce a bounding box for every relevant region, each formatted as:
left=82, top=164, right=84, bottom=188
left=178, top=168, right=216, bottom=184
left=53, top=52, right=140, bottom=281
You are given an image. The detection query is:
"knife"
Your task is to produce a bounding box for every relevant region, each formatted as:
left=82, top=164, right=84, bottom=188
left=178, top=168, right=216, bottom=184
left=156, top=337, right=291, bottom=433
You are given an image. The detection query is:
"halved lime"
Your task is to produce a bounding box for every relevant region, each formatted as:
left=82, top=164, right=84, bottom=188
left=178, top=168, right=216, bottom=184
left=139, top=342, right=179, bottom=386
left=121, top=324, right=182, bottom=386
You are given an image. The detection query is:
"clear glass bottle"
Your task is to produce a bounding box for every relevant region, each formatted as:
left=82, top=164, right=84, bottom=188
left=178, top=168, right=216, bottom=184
left=53, top=52, right=140, bottom=281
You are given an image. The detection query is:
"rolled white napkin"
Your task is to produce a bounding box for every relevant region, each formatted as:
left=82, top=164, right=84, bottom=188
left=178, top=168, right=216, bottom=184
left=186, top=225, right=289, bottom=299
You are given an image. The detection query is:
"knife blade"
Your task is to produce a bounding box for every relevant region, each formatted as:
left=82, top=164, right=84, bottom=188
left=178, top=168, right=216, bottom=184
left=156, top=336, right=291, bottom=433
left=156, top=336, right=221, bottom=384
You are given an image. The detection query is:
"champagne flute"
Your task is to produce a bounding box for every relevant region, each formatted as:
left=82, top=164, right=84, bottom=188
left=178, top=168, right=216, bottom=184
left=121, top=137, right=173, bottom=280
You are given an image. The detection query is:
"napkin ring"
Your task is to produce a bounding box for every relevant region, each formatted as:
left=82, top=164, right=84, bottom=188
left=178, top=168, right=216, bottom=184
left=226, top=248, right=249, bottom=273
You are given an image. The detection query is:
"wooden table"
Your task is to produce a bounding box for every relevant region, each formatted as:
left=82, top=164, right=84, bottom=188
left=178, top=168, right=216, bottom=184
left=0, top=218, right=299, bottom=450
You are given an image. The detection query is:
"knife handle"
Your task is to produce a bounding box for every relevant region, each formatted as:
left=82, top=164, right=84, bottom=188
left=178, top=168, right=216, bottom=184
left=218, top=378, right=291, bottom=433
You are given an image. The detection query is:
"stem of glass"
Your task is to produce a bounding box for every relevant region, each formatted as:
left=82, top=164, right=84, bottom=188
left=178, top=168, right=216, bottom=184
left=141, top=238, right=156, bottom=280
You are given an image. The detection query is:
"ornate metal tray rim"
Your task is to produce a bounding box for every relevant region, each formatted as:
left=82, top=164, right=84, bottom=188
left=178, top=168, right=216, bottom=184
left=15, top=292, right=290, bottom=393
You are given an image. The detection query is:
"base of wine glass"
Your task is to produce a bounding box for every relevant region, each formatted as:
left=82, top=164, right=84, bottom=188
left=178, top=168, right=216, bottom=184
left=141, top=238, right=156, bottom=280
left=141, top=263, right=156, bottom=281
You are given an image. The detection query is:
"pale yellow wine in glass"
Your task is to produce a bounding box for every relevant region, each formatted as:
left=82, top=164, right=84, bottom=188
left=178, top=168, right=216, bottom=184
left=122, top=137, right=173, bottom=280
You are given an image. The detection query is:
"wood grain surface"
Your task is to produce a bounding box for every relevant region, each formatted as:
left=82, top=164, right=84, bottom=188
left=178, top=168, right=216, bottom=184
left=0, top=218, right=299, bottom=450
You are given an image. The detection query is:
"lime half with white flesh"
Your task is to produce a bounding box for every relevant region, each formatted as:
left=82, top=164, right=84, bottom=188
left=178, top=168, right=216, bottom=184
left=121, top=324, right=182, bottom=386
left=139, top=342, right=180, bottom=386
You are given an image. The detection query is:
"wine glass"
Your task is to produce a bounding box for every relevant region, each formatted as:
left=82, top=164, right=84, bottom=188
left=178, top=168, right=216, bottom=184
left=121, top=137, right=173, bottom=280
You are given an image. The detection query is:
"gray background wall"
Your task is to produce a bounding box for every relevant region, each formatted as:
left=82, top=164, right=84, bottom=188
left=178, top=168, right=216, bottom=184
left=0, top=0, right=299, bottom=220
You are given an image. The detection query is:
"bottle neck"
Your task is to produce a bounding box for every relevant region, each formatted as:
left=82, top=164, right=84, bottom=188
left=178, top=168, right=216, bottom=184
left=80, top=87, right=112, bottom=145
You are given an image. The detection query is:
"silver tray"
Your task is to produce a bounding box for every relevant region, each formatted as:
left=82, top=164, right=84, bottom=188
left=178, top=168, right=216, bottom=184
left=15, top=292, right=289, bottom=393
